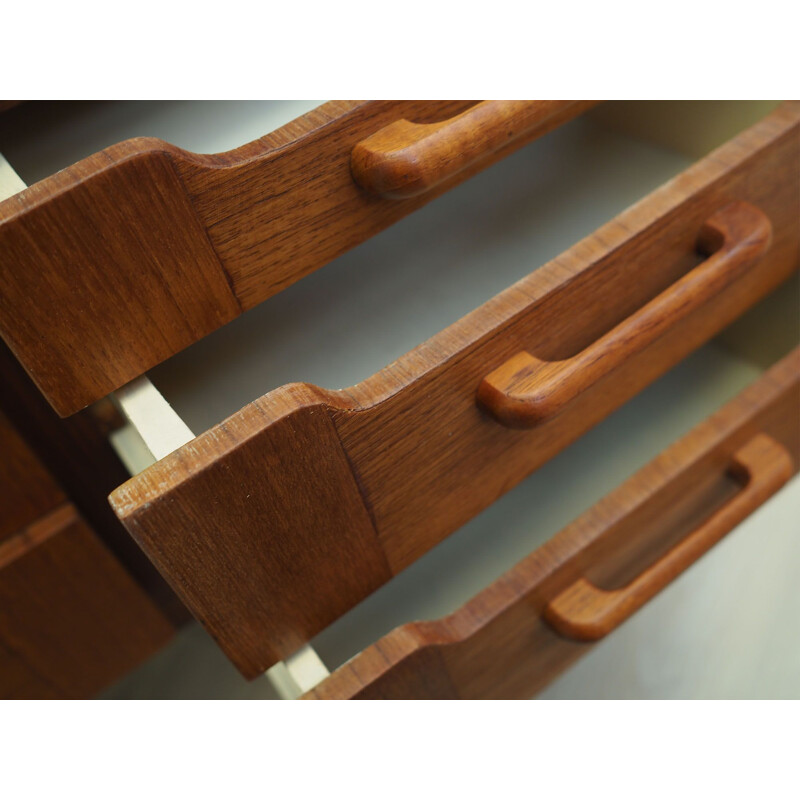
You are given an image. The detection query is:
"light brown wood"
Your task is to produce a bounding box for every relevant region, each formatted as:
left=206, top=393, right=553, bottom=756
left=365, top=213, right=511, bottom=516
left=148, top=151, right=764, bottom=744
left=117, top=390, right=391, bottom=662
left=111, top=102, right=800, bottom=679
left=306, top=348, right=800, bottom=699
left=351, top=101, right=596, bottom=198
left=0, top=100, right=595, bottom=417
left=477, top=201, right=772, bottom=427
left=0, top=504, right=174, bottom=699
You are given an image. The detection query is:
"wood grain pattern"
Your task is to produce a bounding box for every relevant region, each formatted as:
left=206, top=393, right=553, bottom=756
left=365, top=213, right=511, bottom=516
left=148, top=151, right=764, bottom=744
left=306, top=348, right=800, bottom=699
left=0, top=150, right=241, bottom=417
left=114, top=389, right=390, bottom=672
left=543, top=433, right=793, bottom=640
left=351, top=101, right=596, bottom=199
left=0, top=504, right=174, bottom=699
left=111, top=103, right=800, bottom=678
left=0, top=100, right=594, bottom=416
left=0, top=338, right=187, bottom=624
left=0, top=410, right=65, bottom=542
left=477, top=201, right=772, bottom=427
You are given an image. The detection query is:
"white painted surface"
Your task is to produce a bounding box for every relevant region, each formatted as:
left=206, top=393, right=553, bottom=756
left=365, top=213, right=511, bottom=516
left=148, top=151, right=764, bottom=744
left=114, top=377, right=195, bottom=462
left=0, top=151, right=25, bottom=198
left=109, top=423, right=159, bottom=477
left=266, top=645, right=331, bottom=700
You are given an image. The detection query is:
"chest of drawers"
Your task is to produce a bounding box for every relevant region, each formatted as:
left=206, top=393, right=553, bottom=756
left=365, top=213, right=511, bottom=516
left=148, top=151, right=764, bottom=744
left=0, top=100, right=797, bottom=699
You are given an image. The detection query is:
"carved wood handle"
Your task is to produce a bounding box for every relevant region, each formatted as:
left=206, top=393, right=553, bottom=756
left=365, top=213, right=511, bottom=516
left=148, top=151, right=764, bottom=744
left=477, top=201, right=773, bottom=428
left=350, top=100, right=589, bottom=199
left=543, top=434, right=793, bottom=642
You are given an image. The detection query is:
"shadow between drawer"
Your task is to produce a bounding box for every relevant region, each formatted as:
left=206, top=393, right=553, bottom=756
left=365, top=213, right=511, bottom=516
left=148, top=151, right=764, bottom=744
left=109, top=103, right=800, bottom=678
left=0, top=101, right=595, bottom=416
left=306, top=349, right=800, bottom=699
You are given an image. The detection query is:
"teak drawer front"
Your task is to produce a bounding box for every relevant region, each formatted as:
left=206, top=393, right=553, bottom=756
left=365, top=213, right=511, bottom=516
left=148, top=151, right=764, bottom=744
left=0, top=100, right=595, bottom=417
left=0, top=503, right=174, bottom=699
left=111, top=103, right=800, bottom=679
left=306, top=348, right=800, bottom=699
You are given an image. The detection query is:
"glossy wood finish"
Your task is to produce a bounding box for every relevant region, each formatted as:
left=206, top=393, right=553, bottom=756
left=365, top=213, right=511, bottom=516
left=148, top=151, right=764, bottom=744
left=111, top=104, right=800, bottom=679
left=306, top=349, right=800, bottom=699
left=478, top=201, right=772, bottom=427
left=0, top=100, right=595, bottom=417
left=351, top=101, right=596, bottom=199
left=0, top=504, right=174, bottom=699
left=543, top=434, right=792, bottom=640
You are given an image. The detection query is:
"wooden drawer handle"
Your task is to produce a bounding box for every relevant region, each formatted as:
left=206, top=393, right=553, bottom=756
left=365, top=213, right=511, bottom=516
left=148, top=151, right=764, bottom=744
left=543, top=433, right=793, bottom=642
left=305, top=351, right=800, bottom=699
left=351, top=100, right=587, bottom=199
left=1, top=101, right=598, bottom=418
left=110, top=107, right=800, bottom=677
left=477, top=201, right=773, bottom=428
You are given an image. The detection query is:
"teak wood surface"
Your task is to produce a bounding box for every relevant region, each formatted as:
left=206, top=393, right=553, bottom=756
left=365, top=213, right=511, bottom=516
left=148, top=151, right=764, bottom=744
left=0, top=100, right=594, bottom=417
left=111, top=103, right=800, bottom=679
left=306, top=349, right=800, bottom=699
left=543, top=432, right=792, bottom=640
left=0, top=504, right=174, bottom=699
left=0, top=357, right=178, bottom=696
left=0, top=410, right=65, bottom=543
left=0, top=339, right=187, bottom=624
left=351, top=101, right=585, bottom=199
left=477, top=201, right=773, bottom=426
